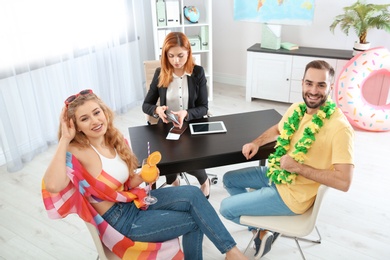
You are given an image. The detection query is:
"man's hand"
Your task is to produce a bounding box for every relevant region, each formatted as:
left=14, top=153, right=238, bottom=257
left=280, top=154, right=300, bottom=173
left=242, top=142, right=259, bottom=160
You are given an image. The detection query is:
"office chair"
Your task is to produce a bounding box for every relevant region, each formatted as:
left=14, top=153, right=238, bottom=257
left=143, top=60, right=161, bottom=125
left=143, top=60, right=218, bottom=186
left=240, top=184, right=329, bottom=260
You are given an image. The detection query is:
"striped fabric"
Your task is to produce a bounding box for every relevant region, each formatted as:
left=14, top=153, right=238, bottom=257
left=42, top=152, right=183, bottom=260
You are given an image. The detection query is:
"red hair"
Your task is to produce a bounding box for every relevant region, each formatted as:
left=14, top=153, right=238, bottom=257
left=159, top=32, right=195, bottom=87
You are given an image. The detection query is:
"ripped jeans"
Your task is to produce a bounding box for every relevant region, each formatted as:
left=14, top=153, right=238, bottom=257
left=102, top=185, right=236, bottom=259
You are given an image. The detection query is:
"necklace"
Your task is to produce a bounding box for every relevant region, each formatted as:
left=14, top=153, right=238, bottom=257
left=267, top=99, right=336, bottom=185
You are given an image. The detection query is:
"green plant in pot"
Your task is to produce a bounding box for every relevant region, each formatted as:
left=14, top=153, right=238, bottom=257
left=329, top=0, right=390, bottom=55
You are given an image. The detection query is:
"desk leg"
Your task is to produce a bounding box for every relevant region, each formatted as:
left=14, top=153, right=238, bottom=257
left=259, top=159, right=266, bottom=166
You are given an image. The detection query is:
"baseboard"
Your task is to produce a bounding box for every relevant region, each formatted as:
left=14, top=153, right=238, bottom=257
left=213, top=72, right=246, bottom=87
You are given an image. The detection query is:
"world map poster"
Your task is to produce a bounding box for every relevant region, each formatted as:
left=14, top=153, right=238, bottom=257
left=234, top=0, right=315, bottom=26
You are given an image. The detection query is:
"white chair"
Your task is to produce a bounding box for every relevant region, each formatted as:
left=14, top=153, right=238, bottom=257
left=85, top=222, right=121, bottom=260
left=85, top=221, right=183, bottom=260
left=240, top=184, right=329, bottom=260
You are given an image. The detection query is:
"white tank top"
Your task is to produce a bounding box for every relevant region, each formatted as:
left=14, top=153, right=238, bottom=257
left=90, top=145, right=129, bottom=186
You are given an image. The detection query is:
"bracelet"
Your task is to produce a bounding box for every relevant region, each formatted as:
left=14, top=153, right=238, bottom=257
left=153, top=106, right=159, bottom=118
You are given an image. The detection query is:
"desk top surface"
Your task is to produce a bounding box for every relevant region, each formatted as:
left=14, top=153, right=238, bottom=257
left=247, top=43, right=353, bottom=60
left=128, top=109, right=282, bottom=174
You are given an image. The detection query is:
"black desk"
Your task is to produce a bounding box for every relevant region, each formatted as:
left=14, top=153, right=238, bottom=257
left=128, top=109, right=282, bottom=175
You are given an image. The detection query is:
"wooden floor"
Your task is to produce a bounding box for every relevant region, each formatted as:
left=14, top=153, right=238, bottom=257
left=1, top=82, right=389, bottom=259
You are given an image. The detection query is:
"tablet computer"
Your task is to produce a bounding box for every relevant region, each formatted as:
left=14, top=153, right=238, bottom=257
left=189, top=121, right=227, bottom=135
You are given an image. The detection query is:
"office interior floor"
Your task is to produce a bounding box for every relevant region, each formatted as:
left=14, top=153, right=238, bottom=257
left=0, top=82, right=389, bottom=259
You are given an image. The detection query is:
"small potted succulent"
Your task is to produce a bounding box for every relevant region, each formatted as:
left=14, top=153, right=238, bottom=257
left=329, top=0, right=390, bottom=55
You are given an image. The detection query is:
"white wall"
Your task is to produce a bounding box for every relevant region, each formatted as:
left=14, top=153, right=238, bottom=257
left=212, top=0, right=390, bottom=86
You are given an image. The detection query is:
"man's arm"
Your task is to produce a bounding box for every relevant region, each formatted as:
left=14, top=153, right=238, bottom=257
left=280, top=155, right=353, bottom=192
left=242, top=124, right=280, bottom=160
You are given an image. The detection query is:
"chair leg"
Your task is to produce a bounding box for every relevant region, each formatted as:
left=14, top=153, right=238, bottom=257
left=295, top=226, right=322, bottom=244
left=158, top=173, right=189, bottom=189
left=294, top=238, right=306, bottom=260
left=180, top=172, right=191, bottom=185
left=283, top=226, right=322, bottom=260
left=282, top=226, right=322, bottom=244
left=243, top=227, right=321, bottom=259
left=244, top=231, right=258, bottom=255
left=158, top=182, right=167, bottom=189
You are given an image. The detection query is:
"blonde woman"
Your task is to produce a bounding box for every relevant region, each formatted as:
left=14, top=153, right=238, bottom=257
left=43, top=90, right=247, bottom=260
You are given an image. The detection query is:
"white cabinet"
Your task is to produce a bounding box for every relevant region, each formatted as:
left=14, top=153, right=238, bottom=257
left=246, top=52, right=292, bottom=103
left=150, top=0, right=213, bottom=100
left=246, top=44, right=353, bottom=103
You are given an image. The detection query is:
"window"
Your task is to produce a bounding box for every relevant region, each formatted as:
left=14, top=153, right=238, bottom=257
left=0, top=0, right=132, bottom=72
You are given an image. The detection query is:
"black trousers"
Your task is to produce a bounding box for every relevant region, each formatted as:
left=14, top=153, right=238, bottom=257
left=165, top=169, right=208, bottom=185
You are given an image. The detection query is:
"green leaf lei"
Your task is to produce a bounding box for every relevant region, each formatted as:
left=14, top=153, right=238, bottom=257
left=267, top=99, right=336, bottom=185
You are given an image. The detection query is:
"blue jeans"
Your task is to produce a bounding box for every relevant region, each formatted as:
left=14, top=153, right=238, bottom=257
left=102, top=185, right=236, bottom=259
left=220, top=166, right=296, bottom=225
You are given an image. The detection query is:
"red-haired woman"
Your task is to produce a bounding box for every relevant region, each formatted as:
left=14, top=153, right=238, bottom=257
left=142, top=32, right=210, bottom=198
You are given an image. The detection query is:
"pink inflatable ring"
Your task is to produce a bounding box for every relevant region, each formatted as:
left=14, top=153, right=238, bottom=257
left=335, top=47, right=390, bottom=132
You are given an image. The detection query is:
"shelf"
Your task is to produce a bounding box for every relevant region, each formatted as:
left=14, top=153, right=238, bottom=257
left=151, top=0, right=213, bottom=100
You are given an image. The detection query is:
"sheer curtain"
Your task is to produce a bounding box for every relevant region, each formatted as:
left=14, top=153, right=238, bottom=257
left=0, top=0, right=145, bottom=172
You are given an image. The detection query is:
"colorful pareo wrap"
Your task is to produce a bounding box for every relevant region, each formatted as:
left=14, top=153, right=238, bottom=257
left=42, top=152, right=183, bottom=260
left=267, top=99, right=336, bottom=185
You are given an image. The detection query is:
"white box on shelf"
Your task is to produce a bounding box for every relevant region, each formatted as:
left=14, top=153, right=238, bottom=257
left=261, top=24, right=281, bottom=50
left=150, top=0, right=213, bottom=100
left=200, top=26, right=209, bottom=50
left=166, top=0, right=180, bottom=26
left=192, top=54, right=201, bottom=66
left=156, top=0, right=167, bottom=26
left=158, top=29, right=171, bottom=50
left=188, top=35, right=201, bottom=51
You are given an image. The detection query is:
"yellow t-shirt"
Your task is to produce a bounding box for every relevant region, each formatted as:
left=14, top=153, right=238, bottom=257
left=275, top=102, right=354, bottom=214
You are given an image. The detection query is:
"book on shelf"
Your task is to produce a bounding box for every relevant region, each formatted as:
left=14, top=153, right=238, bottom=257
left=281, top=42, right=299, bottom=50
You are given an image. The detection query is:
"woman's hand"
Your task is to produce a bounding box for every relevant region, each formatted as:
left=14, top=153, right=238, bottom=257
left=152, top=167, right=160, bottom=184
left=171, top=110, right=187, bottom=129
left=155, top=105, right=169, bottom=123
left=43, top=106, right=74, bottom=193
left=60, top=106, right=76, bottom=142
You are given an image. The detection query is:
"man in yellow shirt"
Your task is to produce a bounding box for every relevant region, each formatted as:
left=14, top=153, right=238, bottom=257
left=220, top=60, right=354, bottom=258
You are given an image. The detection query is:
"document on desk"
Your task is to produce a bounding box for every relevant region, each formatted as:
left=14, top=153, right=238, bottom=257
left=166, top=125, right=188, bottom=140
left=166, top=132, right=180, bottom=140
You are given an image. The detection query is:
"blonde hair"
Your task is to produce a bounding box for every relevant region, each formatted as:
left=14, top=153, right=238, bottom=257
left=59, top=93, right=138, bottom=176
left=159, top=32, right=195, bottom=87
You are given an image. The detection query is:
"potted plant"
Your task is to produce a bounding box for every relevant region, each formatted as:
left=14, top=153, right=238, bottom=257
left=329, top=0, right=390, bottom=55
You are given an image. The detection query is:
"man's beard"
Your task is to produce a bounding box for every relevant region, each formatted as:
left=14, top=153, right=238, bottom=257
left=302, top=91, right=329, bottom=109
